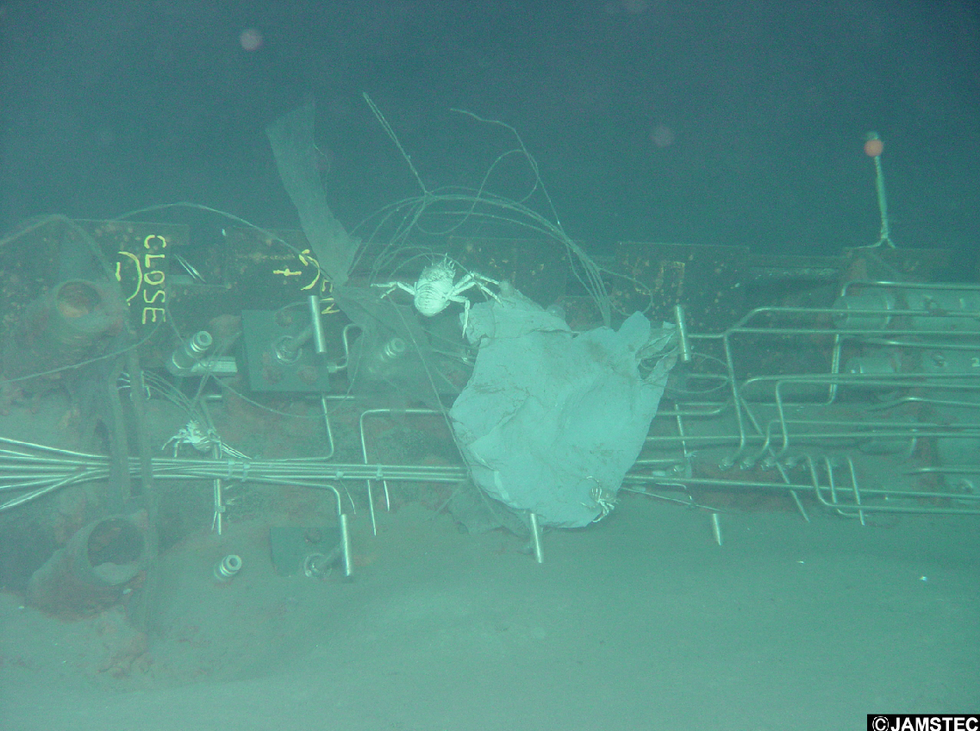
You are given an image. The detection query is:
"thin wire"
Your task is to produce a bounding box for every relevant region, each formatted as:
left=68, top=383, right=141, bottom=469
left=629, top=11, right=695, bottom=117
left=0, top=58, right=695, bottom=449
left=0, top=321, right=162, bottom=387
left=362, top=92, right=429, bottom=195
left=449, top=108, right=561, bottom=226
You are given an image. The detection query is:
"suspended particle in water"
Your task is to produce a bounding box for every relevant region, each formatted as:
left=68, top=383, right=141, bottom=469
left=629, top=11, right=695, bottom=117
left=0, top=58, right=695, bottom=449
left=239, top=27, right=264, bottom=52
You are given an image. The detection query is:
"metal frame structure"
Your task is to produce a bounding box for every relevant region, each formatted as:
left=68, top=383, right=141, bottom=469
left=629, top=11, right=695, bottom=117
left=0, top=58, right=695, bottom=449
left=4, top=277, right=976, bottom=533
left=628, top=279, right=980, bottom=521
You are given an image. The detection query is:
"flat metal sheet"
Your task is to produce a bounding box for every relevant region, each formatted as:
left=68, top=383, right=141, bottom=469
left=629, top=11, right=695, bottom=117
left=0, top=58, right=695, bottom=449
left=240, top=309, right=333, bottom=392
left=615, top=241, right=749, bottom=331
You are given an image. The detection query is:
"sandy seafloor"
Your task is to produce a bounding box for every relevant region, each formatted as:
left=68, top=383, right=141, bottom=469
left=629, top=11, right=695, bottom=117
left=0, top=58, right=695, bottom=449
left=2, top=495, right=977, bottom=731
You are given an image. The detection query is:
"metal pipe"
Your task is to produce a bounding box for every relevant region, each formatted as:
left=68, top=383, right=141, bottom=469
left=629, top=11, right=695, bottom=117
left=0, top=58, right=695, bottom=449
left=359, top=408, right=447, bottom=536
left=709, top=512, right=723, bottom=546
left=529, top=512, right=544, bottom=564
left=674, top=304, right=692, bottom=363
left=5, top=444, right=978, bottom=519
left=339, top=513, right=352, bottom=577
left=625, top=472, right=980, bottom=500
left=213, top=554, right=242, bottom=581
left=774, top=460, right=810, bottom=523
left=308, top=294, right=328, bottom=355
left=168, top=330, right=214, bottom=376
left=841, top=279, right=980, bottom=298
left=319, top=395, right=336, bottom=460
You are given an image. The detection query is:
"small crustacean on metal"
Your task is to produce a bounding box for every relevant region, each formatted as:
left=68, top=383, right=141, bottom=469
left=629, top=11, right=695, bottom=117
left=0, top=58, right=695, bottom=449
left=372, top=256, right=501, bottom=332
left=582, top=483, right=618, bottom=523
left=162, top=420, right=250, bottom=460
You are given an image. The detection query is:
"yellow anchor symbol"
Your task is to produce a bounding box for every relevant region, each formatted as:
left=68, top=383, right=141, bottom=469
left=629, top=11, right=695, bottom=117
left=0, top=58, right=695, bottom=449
left=272, top=249, right=338, bottom=314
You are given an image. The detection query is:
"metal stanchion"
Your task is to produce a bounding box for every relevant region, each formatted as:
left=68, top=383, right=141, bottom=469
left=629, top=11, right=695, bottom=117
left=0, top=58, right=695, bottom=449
left=529, top=512, right=544, bottom=564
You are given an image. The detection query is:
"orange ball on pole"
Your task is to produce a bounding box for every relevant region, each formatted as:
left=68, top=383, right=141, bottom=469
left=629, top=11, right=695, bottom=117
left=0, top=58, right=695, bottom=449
left=864, top=137, right=884, bottom=157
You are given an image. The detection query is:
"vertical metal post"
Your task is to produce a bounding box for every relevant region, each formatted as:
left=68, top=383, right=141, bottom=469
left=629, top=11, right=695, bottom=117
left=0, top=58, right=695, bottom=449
left=319, top=395, right=335, bottom=460
left=710, top=512, right=723, bottom=546
left=339, top=513, right=353, bottom=577
left=211, top=477, right=224, bottom=536
left=309, top=294, right=328, bottom=355
left=529, top=512, right=544, bottom=564
left=674, top=303, right=692, bottom=363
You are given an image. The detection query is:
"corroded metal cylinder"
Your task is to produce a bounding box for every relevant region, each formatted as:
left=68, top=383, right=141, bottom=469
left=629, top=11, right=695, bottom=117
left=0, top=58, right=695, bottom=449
left=2, top=278, right=126, bottom=387
left=26, top=514, right=150, bottom=617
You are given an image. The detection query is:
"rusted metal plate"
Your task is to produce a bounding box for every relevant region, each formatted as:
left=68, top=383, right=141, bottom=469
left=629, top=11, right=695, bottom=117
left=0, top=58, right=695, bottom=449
left=75, top=219, right=186, bottom=331
left=0, top=217, right=187, bottom=333
left=842, top=246, right=954, bottom=283
left=223, top=227, right=330, bottom=308
left=614, top=242, right=749, bottom=331
left=0, top=218, right=62, bottom=340
left=447, top=236, right=568, bottom=307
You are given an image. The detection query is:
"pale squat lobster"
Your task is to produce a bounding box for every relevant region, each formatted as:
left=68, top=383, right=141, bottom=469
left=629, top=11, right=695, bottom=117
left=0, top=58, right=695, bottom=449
left=373, top=257, right=501, bottom=332
left=163, top=419, right=250, bottom=460
left=584, top=484, right=619, bottom=523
